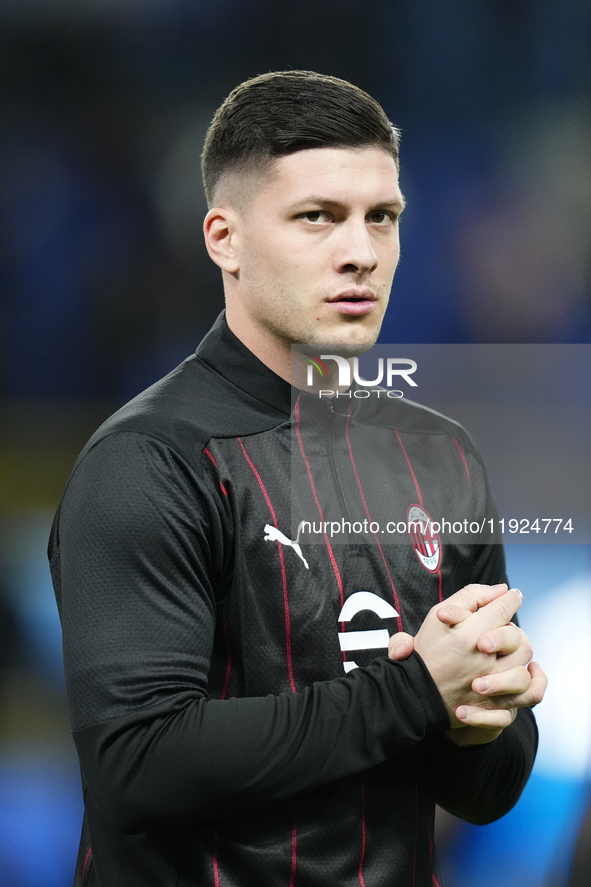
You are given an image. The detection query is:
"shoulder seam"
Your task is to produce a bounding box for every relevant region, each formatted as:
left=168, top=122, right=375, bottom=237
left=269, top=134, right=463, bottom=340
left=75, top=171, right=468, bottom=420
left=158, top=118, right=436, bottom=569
left=59, top=429, right=206, bottom=511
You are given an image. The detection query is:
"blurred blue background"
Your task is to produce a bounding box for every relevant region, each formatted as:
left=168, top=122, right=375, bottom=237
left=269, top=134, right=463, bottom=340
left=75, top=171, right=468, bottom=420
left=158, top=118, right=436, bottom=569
left=0, top=1, right=590, bottom=884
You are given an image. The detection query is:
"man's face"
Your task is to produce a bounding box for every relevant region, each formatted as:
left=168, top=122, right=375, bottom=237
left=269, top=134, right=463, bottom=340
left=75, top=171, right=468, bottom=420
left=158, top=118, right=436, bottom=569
left=229, top=146, right=404, bottom=352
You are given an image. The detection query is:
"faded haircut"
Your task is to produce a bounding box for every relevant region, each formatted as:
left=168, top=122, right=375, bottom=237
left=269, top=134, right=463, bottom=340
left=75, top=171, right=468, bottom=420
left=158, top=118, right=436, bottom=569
left=201, top=70, right=400, bottom=206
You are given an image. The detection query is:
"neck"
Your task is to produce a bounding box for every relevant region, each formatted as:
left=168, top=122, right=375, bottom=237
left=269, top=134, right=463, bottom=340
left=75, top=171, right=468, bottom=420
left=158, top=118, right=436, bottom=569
left=225, top=303, right=293, bottom=384
left=224, top=303, right=349, bottom=394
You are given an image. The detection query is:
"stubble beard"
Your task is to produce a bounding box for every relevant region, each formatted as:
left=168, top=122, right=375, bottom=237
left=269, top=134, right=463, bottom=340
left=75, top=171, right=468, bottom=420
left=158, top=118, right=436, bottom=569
left=254, top=285, right=387, bottom=357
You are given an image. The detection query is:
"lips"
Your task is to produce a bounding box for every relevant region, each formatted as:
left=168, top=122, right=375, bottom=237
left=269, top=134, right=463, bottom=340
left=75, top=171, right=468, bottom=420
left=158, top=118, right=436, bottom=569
left=327, top=290, right=377, bottom=316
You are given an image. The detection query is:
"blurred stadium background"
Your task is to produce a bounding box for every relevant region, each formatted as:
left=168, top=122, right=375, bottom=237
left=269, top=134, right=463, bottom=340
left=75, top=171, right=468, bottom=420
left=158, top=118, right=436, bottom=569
left=0, top=1, right=590, bottom=885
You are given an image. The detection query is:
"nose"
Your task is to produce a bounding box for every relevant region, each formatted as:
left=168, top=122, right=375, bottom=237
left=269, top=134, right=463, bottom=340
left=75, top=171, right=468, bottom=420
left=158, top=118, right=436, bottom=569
left=335, top=218, right=378, bottom=275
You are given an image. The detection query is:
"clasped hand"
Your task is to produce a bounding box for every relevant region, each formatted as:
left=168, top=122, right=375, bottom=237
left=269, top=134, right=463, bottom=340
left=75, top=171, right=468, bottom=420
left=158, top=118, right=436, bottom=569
left=388, top=583, right=547, bottom=746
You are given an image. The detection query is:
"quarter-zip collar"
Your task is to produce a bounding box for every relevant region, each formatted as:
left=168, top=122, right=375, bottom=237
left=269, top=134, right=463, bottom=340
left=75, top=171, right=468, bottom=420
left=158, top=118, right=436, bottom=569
left=195, top=311, right=364, bottom=424
left=196, top=312, right=293, bottom=417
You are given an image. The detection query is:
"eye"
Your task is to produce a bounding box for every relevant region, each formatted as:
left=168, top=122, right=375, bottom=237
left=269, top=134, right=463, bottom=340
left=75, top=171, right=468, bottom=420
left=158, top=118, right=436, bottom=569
left=302, top=210, right=330, bottom=223
left=368, top=210, right=395, bottom=225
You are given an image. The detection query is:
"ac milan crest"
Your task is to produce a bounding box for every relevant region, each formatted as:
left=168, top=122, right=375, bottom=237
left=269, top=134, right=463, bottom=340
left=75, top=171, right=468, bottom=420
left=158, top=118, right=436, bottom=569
left=407, top=504, right=441, bottom=572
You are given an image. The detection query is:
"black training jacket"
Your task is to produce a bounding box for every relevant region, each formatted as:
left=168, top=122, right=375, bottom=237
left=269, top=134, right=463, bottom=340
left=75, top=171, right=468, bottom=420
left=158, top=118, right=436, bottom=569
left=49, top=313, right=538, bottom=887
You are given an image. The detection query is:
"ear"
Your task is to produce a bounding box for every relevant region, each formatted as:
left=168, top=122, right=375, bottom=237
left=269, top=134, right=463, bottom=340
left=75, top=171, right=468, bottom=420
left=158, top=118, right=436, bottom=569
left=203, top=206, right=241, bottom=274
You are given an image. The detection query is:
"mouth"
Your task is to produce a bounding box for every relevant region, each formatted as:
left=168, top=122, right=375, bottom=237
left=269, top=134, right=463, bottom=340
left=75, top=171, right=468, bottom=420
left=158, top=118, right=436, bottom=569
left=326, top=290, right=377, bottom=316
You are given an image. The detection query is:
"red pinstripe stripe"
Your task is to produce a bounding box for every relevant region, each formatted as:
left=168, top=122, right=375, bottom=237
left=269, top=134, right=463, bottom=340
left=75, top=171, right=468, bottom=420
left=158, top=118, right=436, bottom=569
left=213, top=828, right=220, bottom=887
left=290, top=800, right=298, bottom=887
left=394, top=430, right=423, bottom=506
left=358, top=782, right=366, bottom=887
left=238, top=439, right=300, bottom=884
left=395, top=430, right=443, bottom=602
left=452, top=437, right=471, bottom=485
left=206, top=452, right=232, bottom=700
left=204, top=447, right=229, bottom=497
left=238, top=437, right=296, bottom=692
left=429, top=838, right=442, bottom=886
left=435, top=571, right=443, bottom=601
left=345, top=409, right=403, bottom=632
left=294, top=398, right=344, bottom=608
left=82, top=847, right=92, bottom=877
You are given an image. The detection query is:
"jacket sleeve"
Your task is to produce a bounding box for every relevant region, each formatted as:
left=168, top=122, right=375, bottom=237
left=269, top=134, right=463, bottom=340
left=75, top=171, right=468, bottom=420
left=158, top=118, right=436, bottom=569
left=420, top=707, right=538, bottom=824
left=419, top=453, right=539, bottom=825
left=50, top=431, right=451, bottom=834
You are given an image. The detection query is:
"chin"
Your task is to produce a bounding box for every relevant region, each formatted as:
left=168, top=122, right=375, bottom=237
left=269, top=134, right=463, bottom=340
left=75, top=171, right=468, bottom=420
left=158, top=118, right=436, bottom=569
left=321, top=322, right=382, bottom=356
left=326, top=340, right=377, bottom=358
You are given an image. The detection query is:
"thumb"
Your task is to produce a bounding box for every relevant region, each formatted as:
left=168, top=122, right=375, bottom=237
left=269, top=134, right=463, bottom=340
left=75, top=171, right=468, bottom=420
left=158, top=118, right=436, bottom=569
left=388, top=632, right=415, bottom=661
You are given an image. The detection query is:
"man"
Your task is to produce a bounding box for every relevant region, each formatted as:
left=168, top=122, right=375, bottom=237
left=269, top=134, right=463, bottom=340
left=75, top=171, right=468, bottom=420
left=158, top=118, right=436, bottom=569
left=49, top=71, right=546, bottom=886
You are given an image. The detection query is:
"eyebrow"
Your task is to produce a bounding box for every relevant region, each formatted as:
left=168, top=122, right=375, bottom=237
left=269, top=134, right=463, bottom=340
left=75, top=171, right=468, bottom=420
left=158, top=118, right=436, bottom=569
left=289, top=194, right=406, bottom=214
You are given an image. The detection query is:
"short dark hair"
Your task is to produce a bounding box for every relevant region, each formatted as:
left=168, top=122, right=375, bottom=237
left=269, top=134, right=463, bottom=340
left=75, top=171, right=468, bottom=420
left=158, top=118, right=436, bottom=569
left=201, top=70, right=400, bottom=206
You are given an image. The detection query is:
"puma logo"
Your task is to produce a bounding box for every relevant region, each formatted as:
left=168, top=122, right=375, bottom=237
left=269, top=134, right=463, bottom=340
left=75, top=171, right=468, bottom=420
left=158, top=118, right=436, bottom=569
left=263, top=521, right=309, bottom=569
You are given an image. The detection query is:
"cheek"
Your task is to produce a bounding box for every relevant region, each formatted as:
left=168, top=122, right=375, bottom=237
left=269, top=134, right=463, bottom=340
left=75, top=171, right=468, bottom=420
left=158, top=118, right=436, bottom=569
left=264, top=250, right=311, bottom=292
left=244, top=233, right=296, bottom=280
left=379, top=239, right=401, bottom=276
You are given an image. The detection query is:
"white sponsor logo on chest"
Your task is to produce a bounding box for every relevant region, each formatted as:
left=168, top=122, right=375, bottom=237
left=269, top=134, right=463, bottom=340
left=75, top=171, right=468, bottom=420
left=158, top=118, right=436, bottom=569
left=263, top=522, right=309, bottom=569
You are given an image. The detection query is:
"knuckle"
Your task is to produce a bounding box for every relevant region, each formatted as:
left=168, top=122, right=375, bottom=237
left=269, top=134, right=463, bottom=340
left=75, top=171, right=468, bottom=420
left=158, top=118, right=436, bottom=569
left=495, top=598, right=514, bottom=624
left=430, top=600, right=443, bottom=616
left=523, top=640, right=533, bottom=662
left=491, top=710, right=511, bottom=729
left=504, top=626, right=520, bottom=652
left=519, top=664, right=532, bottom=687
left=517, top=629, right=533, bottom=661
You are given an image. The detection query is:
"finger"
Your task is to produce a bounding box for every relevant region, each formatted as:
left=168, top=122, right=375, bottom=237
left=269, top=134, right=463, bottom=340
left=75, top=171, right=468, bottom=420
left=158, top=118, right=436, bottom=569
left=436, top=603, right=472, bottom=625
left=436, top=583, right=510, bottom=625
left=483, top=643, right=533, bottom=673
left=388, top=632, right=414, bottom=661
left=469, top=588, right=523, bottom=636
left=472, top=665, right=531, bottom=697
left=471, top=661, right=547, bottom=709
left=439, top=583, right=508, bottom=619
left=455, top=704, right=517, bottom=730
left=525, top=661, right=548, bottom=706
left=477, top=623, right=530, bottom=657
left=503, top=664, right=547, bottom=709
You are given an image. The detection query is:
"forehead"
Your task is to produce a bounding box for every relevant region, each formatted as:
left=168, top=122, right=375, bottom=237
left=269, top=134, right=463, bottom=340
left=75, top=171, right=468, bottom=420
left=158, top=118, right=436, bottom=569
left=256, top=146, right=401, bottom=207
